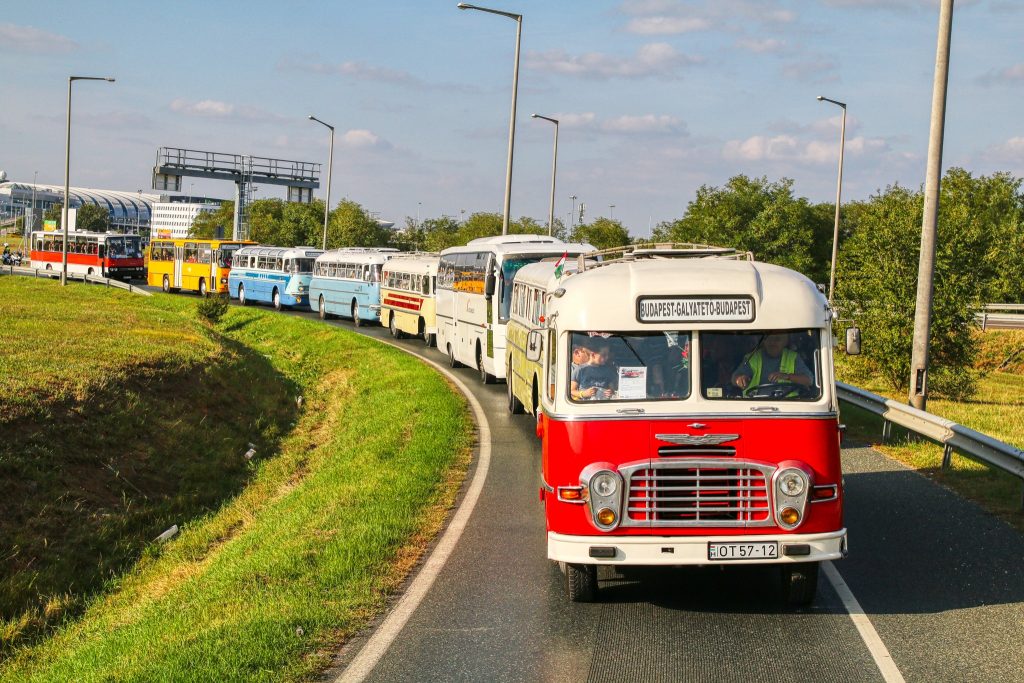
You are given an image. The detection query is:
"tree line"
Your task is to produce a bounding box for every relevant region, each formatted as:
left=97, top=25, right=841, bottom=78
left=188, top=168, right=1023, bottom=398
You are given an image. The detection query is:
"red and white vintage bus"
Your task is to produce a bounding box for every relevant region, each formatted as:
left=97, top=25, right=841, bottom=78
left=30, top=230, right=145, bottom=280
left=525, top=245, right=850, bottom=605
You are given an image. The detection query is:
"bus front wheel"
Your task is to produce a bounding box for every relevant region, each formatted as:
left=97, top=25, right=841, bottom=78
left=162, top=275, right=170, bottom=293
left=319, top=295, right=329, bottom=320
left=351, top=300, right=362, bottom=327
left=477, top=345, right=494, bottom=385
left=419, top=319, right=433, bottom=347
left=272, top=288, right=282, bottom=311
left=781, top=562, right=819, bottom=608
left=388, top=312, right=402, bottom=339
left=198, top=278, right=208, bottom=297
left=507, top=361, right=524, bottom=414
left=238, top=284, right=247, bottom=306
left=566, top=563, right=597, bottom=603
left=448, top=344, right=460, bottom=369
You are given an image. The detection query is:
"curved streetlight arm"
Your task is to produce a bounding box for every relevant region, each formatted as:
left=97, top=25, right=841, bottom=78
left=816, top=95, right=846, bottom=109
left=457, top=3, right=522, bottom=21
left=531, top=113, right=558, bottom=125
left=308, top=115, right=336, bottom=250
left=531, top=114, right=560, bottom=236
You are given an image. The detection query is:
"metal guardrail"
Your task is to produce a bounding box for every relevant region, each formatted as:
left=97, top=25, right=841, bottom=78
left=2, top=264, right=151, bottom=296
left=978, top=303, right=1024, bottom=331
left=837, top=381, right=1024, bottom=507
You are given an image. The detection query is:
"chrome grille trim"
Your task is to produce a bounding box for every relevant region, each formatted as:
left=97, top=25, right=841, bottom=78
left=619, top=458, right=776, bottom=528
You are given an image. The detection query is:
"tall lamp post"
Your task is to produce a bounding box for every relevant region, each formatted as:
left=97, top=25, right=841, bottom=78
left=308, top=115, right=335, bottom=250
left=62, top=75, right=114, bottom=286
left=531, top=114, right=559, bottom=236
left=817, top=95, right=847, bottom=303
left=457, top=2, right=522, bottom=236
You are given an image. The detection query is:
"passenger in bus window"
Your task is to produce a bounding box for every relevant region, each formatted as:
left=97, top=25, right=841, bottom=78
left=572, top=341, right=616, bottom=400
left=570, top=343, right=592, bottom=385
left=732, top=333, right=812, bottom=394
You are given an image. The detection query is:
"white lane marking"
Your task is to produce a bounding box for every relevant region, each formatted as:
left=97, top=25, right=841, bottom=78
left=823, top=561, right=906, bottom=683
left=335, top=343, right=492, bottom=683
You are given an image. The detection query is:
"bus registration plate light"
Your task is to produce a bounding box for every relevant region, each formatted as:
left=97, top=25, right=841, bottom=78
left=707, top=542, right=779, bottom=561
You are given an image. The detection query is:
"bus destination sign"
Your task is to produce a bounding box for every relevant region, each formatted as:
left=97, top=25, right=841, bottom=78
left=637, top=296, right=755, bottom=323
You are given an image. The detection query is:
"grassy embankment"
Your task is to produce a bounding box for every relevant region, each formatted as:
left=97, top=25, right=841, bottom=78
left=837, top=330, right=1024, bottom=530
left=0, top=277, right=473, bottom=681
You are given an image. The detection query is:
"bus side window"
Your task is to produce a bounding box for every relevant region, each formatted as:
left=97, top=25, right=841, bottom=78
left=546, top=329, right=557, bottom=401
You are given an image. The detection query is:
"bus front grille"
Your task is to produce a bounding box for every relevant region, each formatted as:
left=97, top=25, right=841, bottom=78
left=620, top=459, right=775, bottom=527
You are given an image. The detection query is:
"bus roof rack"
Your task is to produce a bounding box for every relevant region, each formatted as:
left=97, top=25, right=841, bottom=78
left=576, top=242, right=753, bottom=271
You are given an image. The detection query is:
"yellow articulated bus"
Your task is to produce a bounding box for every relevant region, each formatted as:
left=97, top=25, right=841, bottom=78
left=148, top=238, right=253, bottom=296
left=380, top=253, right=440, bottom=346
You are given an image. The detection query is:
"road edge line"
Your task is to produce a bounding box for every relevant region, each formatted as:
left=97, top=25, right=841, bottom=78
left=823, top=560, right=906, bottom=683
left=334, top=343, right=492, bottom=683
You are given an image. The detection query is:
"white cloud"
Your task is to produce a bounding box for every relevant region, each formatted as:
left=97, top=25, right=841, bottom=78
left=340, top=129, right=390, bottom=149
left=736, top=37, right=786, bottom=53
left=0, top=22, right=78, bottom=53
left=602, top=114, right=685, bottom=134
left=782, top=56, right=839, bottom=83
left=723, top=133, right=888, bottom=163
left=169, top=99, right=286, bottom=124
left=553, top=112, right=598, bottom=128
left=278, top=54, right=478, bottom=93
left=981, top=137, right=1024, bottom=164
left=625, top=16, right=711, bottom=34
left=978, top=63, right=1024, bottom=86
left=525, top=43, right=702, bottom=80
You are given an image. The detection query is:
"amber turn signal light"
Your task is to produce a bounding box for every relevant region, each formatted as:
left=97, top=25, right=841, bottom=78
left=780, top=507, right=800, bottom=526
left=597, top=508, right=616, bottom=526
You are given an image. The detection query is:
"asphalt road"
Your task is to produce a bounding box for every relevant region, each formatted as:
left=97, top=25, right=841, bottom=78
left=136, top=288, right=1024, bottom=682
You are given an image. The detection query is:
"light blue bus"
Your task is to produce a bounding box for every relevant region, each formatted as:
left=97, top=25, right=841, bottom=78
left=228, top=245, right=324, bottom=310
left=309, top=248, right=399, bottom=325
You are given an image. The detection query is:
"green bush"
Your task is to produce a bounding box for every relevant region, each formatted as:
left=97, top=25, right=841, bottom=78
left=196, top=294, right=229, bottom=323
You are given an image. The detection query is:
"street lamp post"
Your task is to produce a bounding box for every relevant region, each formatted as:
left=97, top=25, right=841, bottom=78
left=457, top=3, right=523, bottom=236
left=62, top=75, right=114, bottom=286
left=308, top=115, right=335, bottom=250
left=817, top=95, right=847, bottom=303
left=609, top=204, right=615, bottom=220
left=531, top=114, right=559, bottom=236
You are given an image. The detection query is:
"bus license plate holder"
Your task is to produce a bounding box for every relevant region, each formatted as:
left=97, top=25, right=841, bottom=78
left=707, top=541, right=778, bottom=561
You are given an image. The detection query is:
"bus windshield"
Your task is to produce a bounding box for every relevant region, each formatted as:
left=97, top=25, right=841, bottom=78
left=500, top=255, right=555, bottom=321
left=292, top=258, right=315, bottom=273
left=106, top=237, right=125, bottom=257
left=569, top=331, right=692, bottom=402
left=700, top=330, right=822, bottom=401
left=218, top=244, right=242, bottom=268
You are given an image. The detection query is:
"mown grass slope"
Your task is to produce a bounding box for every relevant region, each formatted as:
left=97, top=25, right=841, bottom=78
left=1, top=279, right=473, bottom=681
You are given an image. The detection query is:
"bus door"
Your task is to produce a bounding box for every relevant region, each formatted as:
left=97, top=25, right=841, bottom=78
left=174, top=244, right=184, bottom=288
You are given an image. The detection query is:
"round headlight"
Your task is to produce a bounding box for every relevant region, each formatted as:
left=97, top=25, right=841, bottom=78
left=779, top=470, right=806, bottom=497
left=592, top=472, right=618, bottom=497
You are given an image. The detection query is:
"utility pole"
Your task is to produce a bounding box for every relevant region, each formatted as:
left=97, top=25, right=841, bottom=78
left=909, top=0, right=954, bottom=411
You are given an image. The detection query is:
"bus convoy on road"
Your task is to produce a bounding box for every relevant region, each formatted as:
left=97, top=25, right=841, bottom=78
left=35, top=232, right=853, bottom=606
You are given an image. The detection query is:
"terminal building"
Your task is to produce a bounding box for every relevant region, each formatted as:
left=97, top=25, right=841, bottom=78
left=0, top=174, right=223, bottom=240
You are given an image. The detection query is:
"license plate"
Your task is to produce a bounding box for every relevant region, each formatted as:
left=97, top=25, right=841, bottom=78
left=707, top=541, right=778, bottom=561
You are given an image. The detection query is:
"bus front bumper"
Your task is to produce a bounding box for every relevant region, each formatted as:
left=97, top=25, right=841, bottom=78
left=548, top=529, right=847, bottom=566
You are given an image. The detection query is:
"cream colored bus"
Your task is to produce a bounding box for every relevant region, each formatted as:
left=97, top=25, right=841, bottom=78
left=380, top=253, right=440, bottom=345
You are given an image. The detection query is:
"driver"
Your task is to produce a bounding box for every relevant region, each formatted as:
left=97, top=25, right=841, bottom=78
left=731, top=332, right=812, bottom=396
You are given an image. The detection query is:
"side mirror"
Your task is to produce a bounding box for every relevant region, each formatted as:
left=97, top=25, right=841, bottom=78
left=845, top=327, right=861, bottom=356
left=526, top=329, right=543, bottom=362
left=484, top=272, right=496, bottom=299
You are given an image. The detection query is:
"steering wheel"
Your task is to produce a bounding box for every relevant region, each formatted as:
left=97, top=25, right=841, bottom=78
left=744, top=382, right=811, bottom=399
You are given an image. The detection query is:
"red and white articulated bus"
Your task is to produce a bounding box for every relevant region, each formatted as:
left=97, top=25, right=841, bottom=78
left=525, top=244, right=852, bottom=605
left=30, top=230, right=145, bottom=281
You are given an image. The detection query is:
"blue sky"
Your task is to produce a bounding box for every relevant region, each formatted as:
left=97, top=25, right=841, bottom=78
left=2, top=0, right=1021, bottom=236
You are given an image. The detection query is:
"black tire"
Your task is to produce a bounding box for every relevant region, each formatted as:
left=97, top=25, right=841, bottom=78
left=162, top=275, right=170, bottom=293
left=566, top=563, right=597, bottom=603
left=272, top=288, right=282, bottom=311
left=352, top=300, right=362, bottom=327
left=237, top=284, right=247, bottom=306
left=531, top=377, right=540, bottom=415
left=318, top=295, right=327, bottom=320
left=507, top=362, right=525, bottom=415
left=781, top=562, right=820, bottom=608
left=448, top=344, right=460, bottom=369
left=477, top=345, right=494, bottom=384
left=45, top=264, right=53, bottom=270
left=87, top=267, right=95, bottom=277
left=388, top=312, right=402, bottom=338
left=419, top=319, right=432, bottom=347
left=199, top=278, right=208, bottom=297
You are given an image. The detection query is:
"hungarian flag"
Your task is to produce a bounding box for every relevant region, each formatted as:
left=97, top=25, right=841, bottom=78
left=553, top=252, right=568, bottom=278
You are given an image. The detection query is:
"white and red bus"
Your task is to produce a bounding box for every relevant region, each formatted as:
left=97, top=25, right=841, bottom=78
left=30, top=230, right=145, bottom=280
left=525, top=244, right=851, bottom=605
